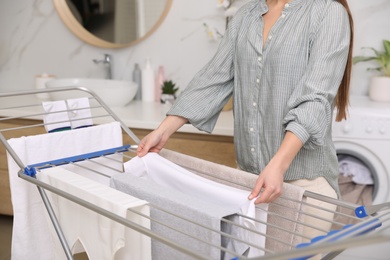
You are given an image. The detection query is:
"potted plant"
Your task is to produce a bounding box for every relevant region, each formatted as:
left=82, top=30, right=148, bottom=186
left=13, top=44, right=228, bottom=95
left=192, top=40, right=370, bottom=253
left=353, top=39, right=390, bottom=102
left=160, top=80, right=179, bottom=104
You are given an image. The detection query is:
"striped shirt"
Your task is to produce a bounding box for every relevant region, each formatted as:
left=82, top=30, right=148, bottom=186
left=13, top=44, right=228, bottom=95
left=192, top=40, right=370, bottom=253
left=167, top=0, right=350, bottom=194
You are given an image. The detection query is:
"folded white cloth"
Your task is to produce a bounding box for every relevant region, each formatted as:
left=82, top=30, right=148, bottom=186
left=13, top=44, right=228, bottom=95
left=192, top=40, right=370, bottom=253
left=42, top=100, right=71, bottom=132
left=66, top=97, right=93, bottom=129
left=7, top=122, right=123, bottom=260
left=124, top=153, right=268, bottom=258
left=37, top=167, right=151, bottom=260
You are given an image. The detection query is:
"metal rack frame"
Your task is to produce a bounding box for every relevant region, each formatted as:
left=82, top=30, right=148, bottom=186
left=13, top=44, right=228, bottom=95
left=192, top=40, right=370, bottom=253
left=1, top=87, right=389, bottom=260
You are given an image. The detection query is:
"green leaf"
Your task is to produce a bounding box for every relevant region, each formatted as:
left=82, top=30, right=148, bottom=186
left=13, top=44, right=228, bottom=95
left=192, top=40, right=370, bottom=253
left=352, top=56, right=378, bottom=64
left=362, top=47, right=383, bottom=57
left=161, top=80, right=179, bottom=95
left=384, top=58, right=390, bottom=76
left=353, top=40, right=390, bottom=77
left=367, top=67, right=382, bottom=72
left=383, top=40, right=390, bottom=55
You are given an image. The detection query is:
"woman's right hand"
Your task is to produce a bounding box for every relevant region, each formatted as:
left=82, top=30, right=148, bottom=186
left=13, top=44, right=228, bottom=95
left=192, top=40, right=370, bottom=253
left=136, top=129, right=167, bottom=157
left=136, top=115, right=188, bottom=157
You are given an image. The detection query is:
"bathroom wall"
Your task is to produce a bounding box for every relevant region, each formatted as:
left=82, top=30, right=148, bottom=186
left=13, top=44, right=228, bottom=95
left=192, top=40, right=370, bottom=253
left=0, top=0, right=389, bottom=96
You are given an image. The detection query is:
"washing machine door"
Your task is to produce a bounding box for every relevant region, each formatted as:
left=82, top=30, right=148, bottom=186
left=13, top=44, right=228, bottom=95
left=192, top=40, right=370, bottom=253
left=333, top=140, right=389, bottom=204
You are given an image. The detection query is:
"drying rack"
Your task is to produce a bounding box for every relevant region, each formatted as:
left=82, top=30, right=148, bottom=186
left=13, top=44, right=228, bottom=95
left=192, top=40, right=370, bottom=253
left=0, top=87, right=389, bottom=260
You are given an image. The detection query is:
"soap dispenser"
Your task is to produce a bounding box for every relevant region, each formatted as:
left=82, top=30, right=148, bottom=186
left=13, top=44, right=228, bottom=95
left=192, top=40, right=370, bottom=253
left=141, top=58, right=155, bottom=102
left=132, top=63, right=142, bottom=100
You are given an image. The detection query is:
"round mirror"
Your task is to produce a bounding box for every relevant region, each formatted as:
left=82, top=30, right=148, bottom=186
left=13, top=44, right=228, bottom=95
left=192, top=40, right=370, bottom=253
left=54, top=0, right=173, bottom=48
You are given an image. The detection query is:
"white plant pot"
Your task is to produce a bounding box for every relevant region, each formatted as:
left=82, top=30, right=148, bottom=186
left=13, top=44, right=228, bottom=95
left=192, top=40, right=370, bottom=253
left=160, top=94, right=176, bottom=105
left=368, top=76, right=390, bottom=102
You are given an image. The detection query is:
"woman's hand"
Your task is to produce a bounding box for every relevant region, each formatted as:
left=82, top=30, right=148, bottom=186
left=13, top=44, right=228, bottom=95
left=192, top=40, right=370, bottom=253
left=249, top=159, right=285, bottom=204
left=136, top=129, right=168, bottom=157
left=136, top=115, right=188, bottom=157
left=248, top=131, right=304, bottom=204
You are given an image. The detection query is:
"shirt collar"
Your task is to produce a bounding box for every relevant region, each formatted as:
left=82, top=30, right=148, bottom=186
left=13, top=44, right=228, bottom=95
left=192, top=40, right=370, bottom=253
left=256, top=0, right=305, bottom=13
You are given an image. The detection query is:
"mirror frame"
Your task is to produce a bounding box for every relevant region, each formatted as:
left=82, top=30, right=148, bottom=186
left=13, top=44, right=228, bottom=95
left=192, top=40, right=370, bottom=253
left=54, top=0, right=173, bottom=48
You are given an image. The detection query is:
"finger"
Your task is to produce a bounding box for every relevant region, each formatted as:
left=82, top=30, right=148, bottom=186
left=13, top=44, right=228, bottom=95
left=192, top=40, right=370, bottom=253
left=136, top=141, right=144, bottom=154
left=254, top=187, right=273, bottom=204
left=256, top=185, right=283, bottom=204
left=149, top=147, right=161, bottom=153
left=248, top=179, right=264, bottom=200
left=268, top=188, right=282, bottom=202
left=136, top=140, right=150, bottom=157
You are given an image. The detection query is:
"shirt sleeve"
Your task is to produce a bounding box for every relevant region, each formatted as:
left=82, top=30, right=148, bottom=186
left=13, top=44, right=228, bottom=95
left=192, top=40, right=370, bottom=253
left=283, top=1, right=351, bottom=149
left=167, top=13, right=241, bottom=133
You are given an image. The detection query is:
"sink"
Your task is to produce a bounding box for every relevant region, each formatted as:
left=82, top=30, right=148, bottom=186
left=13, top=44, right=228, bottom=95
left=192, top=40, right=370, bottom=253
left=45, top=78, right=138, bottom=107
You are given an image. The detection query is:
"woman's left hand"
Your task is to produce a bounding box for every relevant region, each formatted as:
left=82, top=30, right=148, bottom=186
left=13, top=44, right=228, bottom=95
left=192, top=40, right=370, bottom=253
left=248, top=159, right=285, bottom=204
left=248, top=131, right=304, bottom=204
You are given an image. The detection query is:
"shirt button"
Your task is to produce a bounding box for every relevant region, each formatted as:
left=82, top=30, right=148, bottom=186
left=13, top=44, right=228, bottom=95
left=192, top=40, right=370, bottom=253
left=268, top=35, right=272, bottom=40
left=256, top=78, right=260, bottom=83
left=253, top=102, right=257, bottom=106
left=250, top=128, right=254, bottom=132
left=258, top=56, right=262, bottom=61
left=251, top=148, right=255, bottom=152
left=285, top=3, right=290, bottom=7
left=281, top=13, right=286, bottom=18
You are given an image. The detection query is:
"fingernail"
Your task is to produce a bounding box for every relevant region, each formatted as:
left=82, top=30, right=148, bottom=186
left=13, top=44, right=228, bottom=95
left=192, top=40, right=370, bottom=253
left=248, top=195, right=253, bottom=200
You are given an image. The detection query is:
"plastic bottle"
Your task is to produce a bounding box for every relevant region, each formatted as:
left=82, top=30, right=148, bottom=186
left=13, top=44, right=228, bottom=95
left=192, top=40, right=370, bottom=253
left=132, top=63, right=142, bottom=100
left=155, top=66, right=165, bottom=102
left=141, top=58, right=155, bottom=102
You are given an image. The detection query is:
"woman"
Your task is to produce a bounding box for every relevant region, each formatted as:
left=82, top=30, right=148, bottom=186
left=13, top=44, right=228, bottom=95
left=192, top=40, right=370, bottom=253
left=137, top=0, right=353, bottom=211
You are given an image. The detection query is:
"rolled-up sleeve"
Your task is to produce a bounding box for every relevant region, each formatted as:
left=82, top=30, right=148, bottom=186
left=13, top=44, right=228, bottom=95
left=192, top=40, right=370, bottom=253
left=283, top=2, right=350, bottom=149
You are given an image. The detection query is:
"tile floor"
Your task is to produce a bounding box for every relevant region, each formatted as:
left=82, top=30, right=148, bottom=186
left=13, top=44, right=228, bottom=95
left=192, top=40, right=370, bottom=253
left=0, top=214, right=87, bottom=259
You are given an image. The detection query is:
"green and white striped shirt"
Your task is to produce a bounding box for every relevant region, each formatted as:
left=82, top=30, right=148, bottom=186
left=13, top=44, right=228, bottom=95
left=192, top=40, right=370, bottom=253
left=168, top=0, right=350, bottom=194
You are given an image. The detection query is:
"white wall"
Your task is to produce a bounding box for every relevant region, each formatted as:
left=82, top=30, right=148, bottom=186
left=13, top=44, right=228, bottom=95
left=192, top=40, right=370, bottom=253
left=0, top=0, right=389, bottom=96
left=349, top=1, right=390, bottom=95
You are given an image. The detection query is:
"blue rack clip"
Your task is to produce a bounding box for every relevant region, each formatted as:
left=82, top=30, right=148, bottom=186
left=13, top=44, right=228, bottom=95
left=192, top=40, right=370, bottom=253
left=23, top=144, right=132, bottom=178
left=355, top=206, right=368, bottom=218
left=290, top=218, right=382, bottom=260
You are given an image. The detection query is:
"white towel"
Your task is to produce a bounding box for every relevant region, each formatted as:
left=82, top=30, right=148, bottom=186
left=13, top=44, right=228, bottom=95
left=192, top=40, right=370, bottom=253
left=37, top=167, right=151, bottom=260
left=42, top=100, right=71, bottom=132
left=7, top=122, right=123, bottom=260
left=124, top=153, right=268, bottom=258
left=66, top=97, right=93, bottom=129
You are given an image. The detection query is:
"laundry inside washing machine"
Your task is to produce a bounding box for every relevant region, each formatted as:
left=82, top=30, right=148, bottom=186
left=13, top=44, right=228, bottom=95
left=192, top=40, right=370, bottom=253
left=333, top=154, right=374, bottom=227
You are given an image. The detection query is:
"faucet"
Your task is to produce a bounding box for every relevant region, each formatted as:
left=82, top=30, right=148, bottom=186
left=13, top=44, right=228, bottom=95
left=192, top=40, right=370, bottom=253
left=93, top=54, right=112, bottom=79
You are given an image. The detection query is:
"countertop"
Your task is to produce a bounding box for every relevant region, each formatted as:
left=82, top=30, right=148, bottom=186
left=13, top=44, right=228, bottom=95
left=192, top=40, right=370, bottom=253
left=0, top=95, right=234, bottom=136
left=1, top=93, right=385, bottom=138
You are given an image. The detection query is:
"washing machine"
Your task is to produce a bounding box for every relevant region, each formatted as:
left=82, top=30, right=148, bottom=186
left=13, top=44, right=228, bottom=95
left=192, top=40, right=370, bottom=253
left=332, top=95, right=390, bottom=260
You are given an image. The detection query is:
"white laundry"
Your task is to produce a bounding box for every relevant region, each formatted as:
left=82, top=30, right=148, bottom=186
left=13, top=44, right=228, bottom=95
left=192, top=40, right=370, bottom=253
left=42, top=100, right=71, bottom=132
left=66, top=97, right=93, bottom=129
left=37, top=167, right=151, bottom=260
left=159, top=149, right=306, bottom=253
left=338, top=155, right=374, bottom=185
left=7, top=122, right=123, bottom=260
left=124, top=153, right=268, bottom=258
